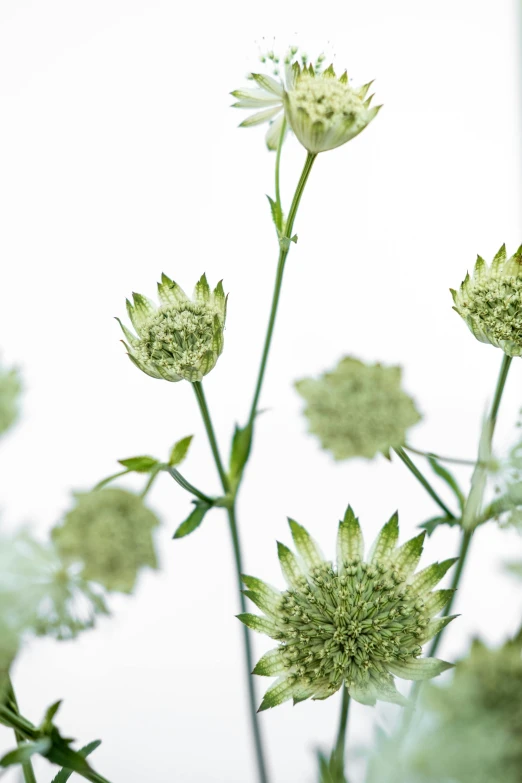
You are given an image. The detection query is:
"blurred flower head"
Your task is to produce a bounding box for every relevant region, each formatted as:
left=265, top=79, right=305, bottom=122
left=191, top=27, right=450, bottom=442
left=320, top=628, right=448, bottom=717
left=451, top=244, right=522, bottom=356
left=239, top=509, right=455, bottom=711
left=295, top=357, right=421, bottom=460
left=119, top=273, right=227, bottom=383
left=52, top=488, right=160, bottom=594
left=0, top=364, right=21, bottom=437
left=232, top=46, right=379, bottom=153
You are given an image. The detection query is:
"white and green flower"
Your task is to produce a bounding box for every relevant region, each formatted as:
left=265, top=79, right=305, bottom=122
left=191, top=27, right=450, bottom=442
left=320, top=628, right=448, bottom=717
left=451, top=244, right=522, bottom=356
left=239, top=509, right=456, bottom=711
left=118, top=273, right=227, bottom=383
left=232, top=48, right=380, bottom=153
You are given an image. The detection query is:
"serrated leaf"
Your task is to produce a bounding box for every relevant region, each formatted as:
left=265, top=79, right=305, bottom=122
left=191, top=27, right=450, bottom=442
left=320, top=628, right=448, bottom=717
left=172, top=501, right=210, bottom=539
left=277, top=541, right=305, bottom=588
left=51, top=740, right=102, bottom=783
left=168, top=435, right=193, bottom=467
left=337, top=506, right=364, bottom=566
left=392, top=532, right=425, bottom=578
left=419, top=515, right=460, bottom=536
left=387, top=657, right=453, bottom=681
left=252, top=648, right=287, bottom=676
left=236, top=613, right=280, bottom=639
left=229, top=423, right=253, bottom=483
left=267, top=194, right=283, bottom=233
left=428, top=457, right=465, bottom=512
left=288, top=519, right=323, bottom=570
left=1, top=738, right=52, bottom=767
left=258, top=676, right=296, bottom=711
left=369, top=512, right=399, bottom=566
left=118, top=456, right=159, bottom=473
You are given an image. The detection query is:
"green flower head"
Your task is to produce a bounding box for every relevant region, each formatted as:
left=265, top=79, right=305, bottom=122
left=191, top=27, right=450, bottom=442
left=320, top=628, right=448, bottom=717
left=0, top=365, right=21, bottom=436
left=52, top=488, right=160, bottom=594
left=239, top=509, right=456, bottom=711
left=119, top=273, right=227, bottom=383
left=295, top=357, right=421, bottom=460
left=451, top=244, right=522, bottom=356
left=0, top=531, right=107, bottom=649
left=232, top=47, right=380, bottom=153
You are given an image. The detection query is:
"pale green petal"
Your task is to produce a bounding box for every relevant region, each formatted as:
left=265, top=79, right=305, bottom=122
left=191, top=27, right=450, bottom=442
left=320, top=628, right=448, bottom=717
left=193, top=273, right=210, bottom=304
left=369, top=512, right=399, bottom=567
left=288, top=519, right=323, bottom=570
left=250, top=73, right=285, bottom=98
left=409, top=559, right=458, bottom=596
left=387, top=657, right=453, bottom=681
left=423, top=589, right=455, bottom=616
left=125, top=350, right=163, bottom=379
left=157, top=273, right=189, bottom=307
left=253, top=648, right=287, bottom=676
left=130, top=293, right=156, bottom=332
left=243, top=589, right=280, bottom=617
left=240, top=106, right=282, bottom=127
left=490, top=244, right=507, bottom=273
left=392, top=533, right=425, bottom=579
left=258, top=675, right=297, bottom=711
left=337, top=506, right=364, bottom=568
left=242, top=575, right=281, bottom=604
left=418, top=615, right=458, bottom=644
left=231, top=88, right=283, bottom=108
left=236, top=613, right=280, bottom=640
left=115, top=317, right=139, bottom=348
left=265, top=113, right=285, bottom=151
left=349, top=682, right=377, bottom=705
left=372, top=679, right=409, bottom=707
left=277, top=541, right=305, bottom=588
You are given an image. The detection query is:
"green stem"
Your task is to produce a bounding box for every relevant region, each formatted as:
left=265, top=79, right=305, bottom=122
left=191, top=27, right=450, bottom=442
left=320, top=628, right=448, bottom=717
left=191, top=382, right=269, bottom=783
left=403, top=445, right=478, bottom=467
left=6, top=677, right=37, bottom=783
left=393, top=447, right=456, bottom=519
left=274, top=118, right=286, bottom=214
left=247, top=152, right=317, bottom=432
left=490, top=354, right=512, bottom=425
left=167, top=466, right=215, bottom=504
left=332, top=687, right=350, bottom=777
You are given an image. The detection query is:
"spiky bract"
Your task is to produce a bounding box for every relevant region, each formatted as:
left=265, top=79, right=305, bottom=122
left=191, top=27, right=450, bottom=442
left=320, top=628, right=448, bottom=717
left=119, top=273, right=227, bottom=382
left=239, top=509, right=455, bottom=711
left=451, top=244, right=522, bottom=356
left=0, top=365, right=21, bottom=436
left=232, top=48, right=379, bottom=153
left=52, top=489, right=160, bottom=594
left=296, top=357, right=421, bottom=460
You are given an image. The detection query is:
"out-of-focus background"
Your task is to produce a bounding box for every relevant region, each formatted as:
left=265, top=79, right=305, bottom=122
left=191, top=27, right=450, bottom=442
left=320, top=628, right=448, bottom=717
left=1, top=1, right=521, bottom=781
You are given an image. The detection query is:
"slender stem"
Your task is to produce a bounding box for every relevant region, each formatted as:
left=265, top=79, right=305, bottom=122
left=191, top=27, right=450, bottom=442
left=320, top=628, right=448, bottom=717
left=191, top=382, right=269, bottom=783
left=393, top=447, right=456, bottom=519
left=403, top=445, right=478, bottom=467
left=140, top=465, right=161, bottom=499
left=490, top=354, right=512, bottom=427
left=274, top=118, right=286, bottom=213
left=247, top=152, right=317, bottom=431
left=167, top=466, right=214, bottom=504
left=332, top=687, right=350, bottom=775
left=192, top=381, right=230, bottom=493
left=6, top=676, right=37, bottom=783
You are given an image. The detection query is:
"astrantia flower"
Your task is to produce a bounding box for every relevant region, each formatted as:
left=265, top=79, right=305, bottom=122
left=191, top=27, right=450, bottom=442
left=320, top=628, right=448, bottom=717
left=0, top=365, right=21, bottom=436
left=295, top=357, right=421, bottom=460
left=239, top=509, right=456, bottom=710
left=0, top=531, right=107, bottom=645
left=451, top=244, right=522, bottom=356
left=118, top=273, right=227, bottom=383
left=52, top=489, right=160, bottom=594
left=232, top=48, right=380, bottom=153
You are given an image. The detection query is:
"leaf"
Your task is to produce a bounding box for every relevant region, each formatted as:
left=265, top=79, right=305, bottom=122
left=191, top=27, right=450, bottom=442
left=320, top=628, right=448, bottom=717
left=1, top=738, right=52, bottom=767
left=419, top=515, right=460, bottom=536
left=172, top=501, right=210, bottom=539
left=229, top=423, right=253, bottom=483
left=428, top=457, right=465, bottom=511
left=117, top=456, right=159, bottom=473
left=51, top=740, right=102, bottom=783
left=267, top=195, right=283, bottom=233
left=387, top=657, right=454, bottom=681
left=168, top=435, right=193, bottom=467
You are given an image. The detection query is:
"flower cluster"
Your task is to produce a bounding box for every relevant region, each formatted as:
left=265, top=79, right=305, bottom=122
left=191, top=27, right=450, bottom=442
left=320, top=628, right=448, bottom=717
left=239, top=509, right=455, bottom=711
left=295, top=357, right=421, bottom=460
left=232, top=48, right=379, bottom=153
left=52, top=488, right=160, bottom=594
left=119, top=273, right=227, bottom=383
left=451, top=244, right=522, bottom=356
left=0, top=364, right=21, bottom=436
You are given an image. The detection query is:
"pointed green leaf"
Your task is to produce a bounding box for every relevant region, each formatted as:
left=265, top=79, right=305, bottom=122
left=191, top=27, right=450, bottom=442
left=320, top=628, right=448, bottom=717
left=419, top=515, right=460, bottom=536
left=267, top=194, right=283, bottom=233
left=427, top=457, right=465, bottom=512
left=418, top=615, right=458, bottom=643
left=387, top=657, right=453, bottom=681
left=172, top=501, right=210, bottom=538
left=423, top=589, right=455, bottom=616
left=288, top=519, right=323, bottom=570
left=369, top=512, right=399, bottom=566
left=130, top=293, right=155, bottom=332
left=348, top=683, right=377, bottom=705
left=258, top=676, right=296, bottom=712
left=372, top=679, right=409, bottom=707
left=242, top=575, right=281, bottom=605
left=194, top=273, right=210, bottom=304
left=392, top=532, right=425, bottom=578
left=277, top=541, right=305, bottom=588
left=51, top=740, right=102, bottom=783
left=1, top=738, right=52, bottom=767
left=118, top=455, right=159, bottom=473
left=169, top=435, right=193, bottom=467
left=337, top=506, right=364, bottom=567
left=229, top=423, right=253, bottom=483
left=236, top=613, right=280, bottom=639
left=490, top=243, right=507, bottom=273
left=409, top=559, right=458, bottom=596
left=252, top=648, right=287, bottom=676
left=157, top=273, right=189, bottom=306
left=243, top=590, right=280, bottom=617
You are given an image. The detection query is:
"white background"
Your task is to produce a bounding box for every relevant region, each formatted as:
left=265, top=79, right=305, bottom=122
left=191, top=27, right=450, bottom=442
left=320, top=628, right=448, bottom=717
left=1, top=1, right=522, bottom=781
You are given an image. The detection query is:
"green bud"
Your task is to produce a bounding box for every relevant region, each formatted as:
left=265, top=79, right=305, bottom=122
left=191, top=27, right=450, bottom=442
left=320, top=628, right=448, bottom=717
left=119, top=273, right=227, bottom=383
